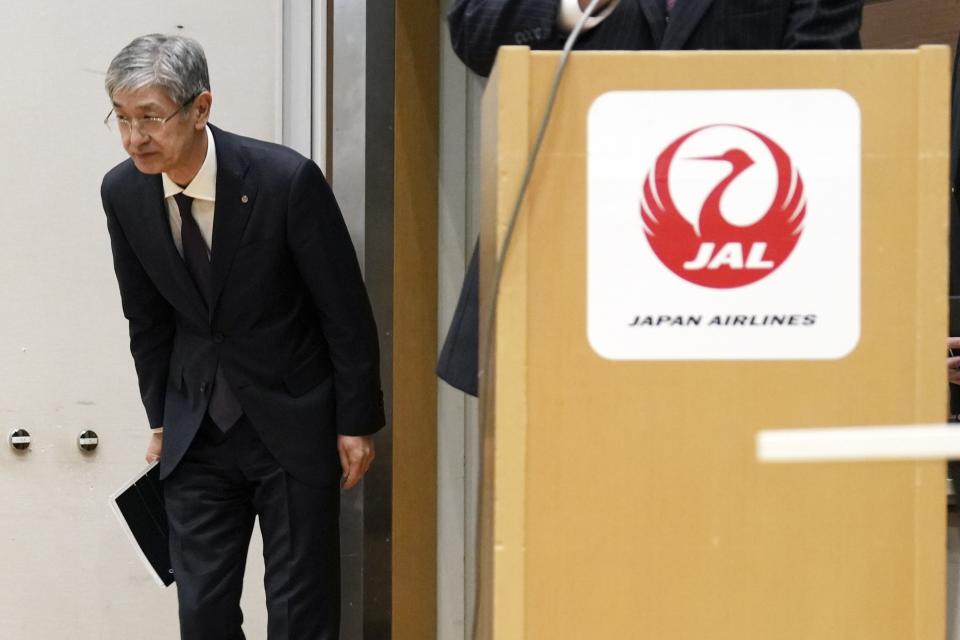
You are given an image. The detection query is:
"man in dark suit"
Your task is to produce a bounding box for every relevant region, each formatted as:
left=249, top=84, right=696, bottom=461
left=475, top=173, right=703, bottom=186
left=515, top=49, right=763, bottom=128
left=945, top=41, right=960, bottom=628
left=953, top=38, right=960, bottom=303
left=438, top=0, right=864, bottom=394
left=101, top=34, right=383, bottom=639
left=946, top=37, right=960, bottom=431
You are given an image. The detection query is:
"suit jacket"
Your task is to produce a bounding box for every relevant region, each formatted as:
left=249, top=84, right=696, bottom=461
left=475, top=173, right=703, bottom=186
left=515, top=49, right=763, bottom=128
left=437, top=0, right=864, bottom=395
left=102, top=125, right=385, bottom=487
left=448, top=0, right=863, bottom=77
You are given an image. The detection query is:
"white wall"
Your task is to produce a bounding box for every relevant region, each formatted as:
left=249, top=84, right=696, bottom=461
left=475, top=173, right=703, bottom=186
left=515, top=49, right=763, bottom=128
left=0, top=3, right=281, bottom=637
left=437, top=1, right=485, bottom=636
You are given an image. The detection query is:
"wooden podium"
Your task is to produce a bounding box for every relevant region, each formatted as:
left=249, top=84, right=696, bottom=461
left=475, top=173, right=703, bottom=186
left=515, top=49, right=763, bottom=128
left=477, top=47, right=951, bottom=639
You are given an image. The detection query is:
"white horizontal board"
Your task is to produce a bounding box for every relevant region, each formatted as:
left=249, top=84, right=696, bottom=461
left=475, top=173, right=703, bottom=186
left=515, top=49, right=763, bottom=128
left=758, top=424, right=960, bottom=462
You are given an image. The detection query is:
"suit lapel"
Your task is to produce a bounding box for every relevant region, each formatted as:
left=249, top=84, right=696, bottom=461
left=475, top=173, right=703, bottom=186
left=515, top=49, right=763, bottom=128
left=637, top=0, right=667, bottom=48
left=660, top=0, right=715, bottom=50
left=136, top=173, right=209, bottom=319
left=208, top=125, right=257, bottom=319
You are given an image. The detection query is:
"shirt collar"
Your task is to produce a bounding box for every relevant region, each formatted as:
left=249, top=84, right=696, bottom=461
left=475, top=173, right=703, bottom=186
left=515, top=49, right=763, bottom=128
left=162, top=126, right=217, bottom=202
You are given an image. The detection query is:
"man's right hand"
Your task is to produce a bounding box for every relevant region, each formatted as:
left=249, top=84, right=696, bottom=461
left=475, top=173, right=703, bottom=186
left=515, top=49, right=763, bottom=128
left=578, top=0, right=614, bottom=11
left=146, top=431, right=163, bottom=464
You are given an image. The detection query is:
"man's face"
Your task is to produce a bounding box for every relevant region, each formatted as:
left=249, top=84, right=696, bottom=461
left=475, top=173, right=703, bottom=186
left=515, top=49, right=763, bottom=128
left=110, top=85, right=206, bottom=176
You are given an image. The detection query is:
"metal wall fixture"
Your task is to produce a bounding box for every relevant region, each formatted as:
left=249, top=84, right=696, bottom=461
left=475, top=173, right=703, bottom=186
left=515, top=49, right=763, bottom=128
left=9, top=429, right=31, bottom=451
left=77, top=430, right=99, bottom=452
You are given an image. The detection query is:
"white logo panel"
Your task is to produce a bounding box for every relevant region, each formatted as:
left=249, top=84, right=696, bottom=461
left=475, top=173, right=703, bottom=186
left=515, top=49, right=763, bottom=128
left=587, top=90, right=861, bottom=360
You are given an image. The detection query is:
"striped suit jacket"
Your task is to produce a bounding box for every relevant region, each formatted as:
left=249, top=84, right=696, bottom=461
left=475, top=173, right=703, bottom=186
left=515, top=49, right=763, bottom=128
left=448, top=0, right=863, bottom=77
left=437, top=0, right=864, bottom=395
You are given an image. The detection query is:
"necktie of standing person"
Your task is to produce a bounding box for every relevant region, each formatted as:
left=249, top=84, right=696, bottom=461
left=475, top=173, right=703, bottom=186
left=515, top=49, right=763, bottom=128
left=666, top=0, right=676, bottom=11
left=173, top=192, right=243, bottom=432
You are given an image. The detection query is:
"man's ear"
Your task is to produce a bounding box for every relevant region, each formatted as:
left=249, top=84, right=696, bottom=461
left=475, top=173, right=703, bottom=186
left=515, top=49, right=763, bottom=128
left=193, top=91, right=213, bottom=129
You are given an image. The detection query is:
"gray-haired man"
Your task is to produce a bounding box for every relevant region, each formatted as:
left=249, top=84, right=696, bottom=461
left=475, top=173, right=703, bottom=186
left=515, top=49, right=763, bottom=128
left=101, top=34, right=384, bottom=639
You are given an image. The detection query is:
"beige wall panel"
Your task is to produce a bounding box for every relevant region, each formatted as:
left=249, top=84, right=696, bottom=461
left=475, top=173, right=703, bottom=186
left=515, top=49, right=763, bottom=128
left=863, top=0, right=960, bottom=49
left=393, top=0, right=439, bottom=638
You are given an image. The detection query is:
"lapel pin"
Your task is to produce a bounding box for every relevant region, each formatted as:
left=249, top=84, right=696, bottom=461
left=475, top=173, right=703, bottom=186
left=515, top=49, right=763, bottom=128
left=241, top=195, right=249, bottom=203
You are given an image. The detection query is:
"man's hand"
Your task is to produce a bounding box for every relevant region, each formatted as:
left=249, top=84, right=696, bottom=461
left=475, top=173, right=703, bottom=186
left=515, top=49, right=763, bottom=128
left=146, top=431, right=163, bottom=464
left=338, top=434, right=375, bottom=490
left=578, top=0, right=614, bottom=11
left=949, top=338, right=960, bottom=385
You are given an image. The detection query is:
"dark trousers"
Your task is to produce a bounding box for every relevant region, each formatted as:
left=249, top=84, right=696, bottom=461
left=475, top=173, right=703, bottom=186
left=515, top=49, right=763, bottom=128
left=164, top=416, right=341, bottom=640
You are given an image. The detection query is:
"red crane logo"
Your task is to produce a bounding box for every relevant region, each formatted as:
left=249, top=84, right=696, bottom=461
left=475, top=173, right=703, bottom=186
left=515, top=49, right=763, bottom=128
left=640, top=124, right=806, bottom=289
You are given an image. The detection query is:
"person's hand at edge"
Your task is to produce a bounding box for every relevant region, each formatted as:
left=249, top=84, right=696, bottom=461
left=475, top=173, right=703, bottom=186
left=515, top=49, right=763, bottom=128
left=338, top=434, right=376, bottom=490
left=146, top=431, right=163, bottom=464
left=948, top=338, right=960, bottom=385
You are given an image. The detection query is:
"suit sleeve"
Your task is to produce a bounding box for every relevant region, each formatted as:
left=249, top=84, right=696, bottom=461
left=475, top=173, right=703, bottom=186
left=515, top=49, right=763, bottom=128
left=101, top=180, right=175, bottom=429
left=783, top=0, right=863, bottom=49
left=448, top=0, right=566, bottom=76
left=285, top=160, right=385, bottom=436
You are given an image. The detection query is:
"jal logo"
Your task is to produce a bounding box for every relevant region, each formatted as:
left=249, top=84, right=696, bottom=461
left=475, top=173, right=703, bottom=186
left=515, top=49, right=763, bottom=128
left=640, top=124, right=806, bottom=289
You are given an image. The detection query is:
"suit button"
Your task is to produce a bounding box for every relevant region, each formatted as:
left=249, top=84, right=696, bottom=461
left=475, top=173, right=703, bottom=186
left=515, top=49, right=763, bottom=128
left=213, top=332, right=224, bottom=343
left=199, top=383, right=207, bottom=394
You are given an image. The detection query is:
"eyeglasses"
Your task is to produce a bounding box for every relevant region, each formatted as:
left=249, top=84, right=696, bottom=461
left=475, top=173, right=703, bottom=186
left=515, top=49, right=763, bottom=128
left=103, top=93, right=200, bottom=136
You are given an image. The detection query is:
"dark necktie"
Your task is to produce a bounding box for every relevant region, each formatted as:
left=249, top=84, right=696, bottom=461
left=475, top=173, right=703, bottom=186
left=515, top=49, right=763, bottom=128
left=174, top=193, right=211, bottom=302
left=173, top=193, right=243, bottom=432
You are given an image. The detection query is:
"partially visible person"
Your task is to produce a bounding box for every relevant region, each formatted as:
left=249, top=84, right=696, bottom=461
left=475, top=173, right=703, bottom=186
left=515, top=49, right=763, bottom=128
left=950, top=339, right=960, bottom=386
left=949, top=39, right=960, bottom=390
left=952, top=37, right=960, bottom=305
left=448, top=0, right=863, bottom=77
left=438, top=0, right=866, bottom=395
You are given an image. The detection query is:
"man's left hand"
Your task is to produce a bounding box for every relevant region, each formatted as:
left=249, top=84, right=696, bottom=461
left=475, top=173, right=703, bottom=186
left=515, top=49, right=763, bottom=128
left=338, top=434, right=376, bottom=490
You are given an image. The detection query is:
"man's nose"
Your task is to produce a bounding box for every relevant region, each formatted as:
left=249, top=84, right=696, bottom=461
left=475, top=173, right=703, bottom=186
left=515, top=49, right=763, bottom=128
left=128, top=125, right=150, bottom=147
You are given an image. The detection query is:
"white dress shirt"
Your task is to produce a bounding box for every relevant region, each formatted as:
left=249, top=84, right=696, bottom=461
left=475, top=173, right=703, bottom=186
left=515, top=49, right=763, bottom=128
left=161, top=126, right=217, bottom=258
left=558, top=0, right=620, bottom=32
